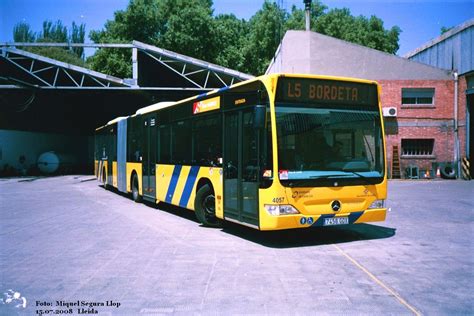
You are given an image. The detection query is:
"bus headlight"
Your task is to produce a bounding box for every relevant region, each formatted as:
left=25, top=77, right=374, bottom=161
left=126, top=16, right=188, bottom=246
left=264, top=204, right=300, bottom=216
left=368, top=199, right=385, bottom=209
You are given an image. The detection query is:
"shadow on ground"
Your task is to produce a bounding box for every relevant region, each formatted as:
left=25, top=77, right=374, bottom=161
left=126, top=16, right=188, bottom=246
left=221, top=222, right=396, bottom=248
left=103, top=184, right=396, bottom=248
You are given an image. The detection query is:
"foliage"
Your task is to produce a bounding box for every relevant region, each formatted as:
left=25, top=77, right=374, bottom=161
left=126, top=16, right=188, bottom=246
left=441, top=26, right=453, bottom=34
left=13, top=22, right=36, bottom=42
left=12, top=20, right=86, bottom=67
left=87, top=40, right=132, bottom=78
left=26, top=47, right=86, bottom=66
left=314, top=8, right=401, bottom=54
left=158, top=0, right=215, bottom=61
left=71, top=22, right=86, bottom=58
left=241, top=0, right=287, bottom=75
left=284, top=1, right=327, bottom=31
left=38, top=20, right=68, bottom=42
left=86, top=0, right=402, bottom=76
left=212, top=14, right=248, bottom=70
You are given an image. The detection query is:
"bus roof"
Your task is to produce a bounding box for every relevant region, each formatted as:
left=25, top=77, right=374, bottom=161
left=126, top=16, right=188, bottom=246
left=106, top=116, right=128, bottom=125
left=135, top=101, right=176, bottom=115
left=96, top=73, right=379, bottom=129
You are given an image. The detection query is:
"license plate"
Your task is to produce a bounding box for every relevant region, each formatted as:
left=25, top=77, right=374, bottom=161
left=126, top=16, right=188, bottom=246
left=323, top=217, right=349, bottom=226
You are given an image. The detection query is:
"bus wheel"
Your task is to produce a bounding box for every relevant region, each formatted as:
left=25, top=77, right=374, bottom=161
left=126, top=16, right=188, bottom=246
left=195, top=184, right=223, bottom=228
left=131, top=174, right=142, bottom=202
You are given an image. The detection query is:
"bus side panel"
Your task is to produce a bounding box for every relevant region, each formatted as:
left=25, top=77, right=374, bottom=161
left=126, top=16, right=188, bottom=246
left=94, top=160, right=98, bottom=177
left=171, top=165, right=192, bottom=206
left=112, top=161, right=118, bottom=188
left=156, top=164, right=175, bottom=202
left=188, top=167, right=223, bottom=217
left=155, top=164, right=223, bottom=217
left=126, top=162, right=142, bottom=195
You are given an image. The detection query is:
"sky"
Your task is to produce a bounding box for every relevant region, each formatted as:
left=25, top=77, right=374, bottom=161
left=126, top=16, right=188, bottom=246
left=0, top=0, right=473, bottom=57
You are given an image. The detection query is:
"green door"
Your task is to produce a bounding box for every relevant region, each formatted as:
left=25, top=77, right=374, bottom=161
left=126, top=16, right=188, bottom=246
left=223, top=108, right=260, bottom=227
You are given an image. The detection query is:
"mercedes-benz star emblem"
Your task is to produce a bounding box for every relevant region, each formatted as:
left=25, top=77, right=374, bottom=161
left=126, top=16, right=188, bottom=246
left=331, top=200, right=341, bottom=212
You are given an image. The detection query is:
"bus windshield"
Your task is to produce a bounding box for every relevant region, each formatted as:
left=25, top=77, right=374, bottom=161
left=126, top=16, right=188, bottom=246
left=274, top=77, right=384, bottom=186
left=275, top=103, right=384, bottom=186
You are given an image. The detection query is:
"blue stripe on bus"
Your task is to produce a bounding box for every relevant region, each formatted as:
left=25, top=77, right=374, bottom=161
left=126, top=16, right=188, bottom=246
left=348, top=211, right=364, bottom=223
left=165, top=165, right=182, bottom=203
left=179, top=166, right=200, bottom=208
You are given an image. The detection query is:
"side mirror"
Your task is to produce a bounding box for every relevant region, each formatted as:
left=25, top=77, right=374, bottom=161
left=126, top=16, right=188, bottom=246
left=254, top=105, right=266, bottom=129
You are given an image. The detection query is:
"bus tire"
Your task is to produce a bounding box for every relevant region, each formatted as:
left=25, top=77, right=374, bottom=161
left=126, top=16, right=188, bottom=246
left=195, top=184, right=223, bottom=228
left=131, top=173, right=142, bottom=202
left=440, top=164, right=456, bottom=179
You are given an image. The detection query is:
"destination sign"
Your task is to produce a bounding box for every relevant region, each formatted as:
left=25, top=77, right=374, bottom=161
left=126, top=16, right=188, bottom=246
left=276, top=78, right=378, bottom=107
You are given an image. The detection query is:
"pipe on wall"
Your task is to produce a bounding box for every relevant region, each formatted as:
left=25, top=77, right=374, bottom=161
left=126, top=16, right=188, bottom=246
left=454, top=71, right=461, bottom=178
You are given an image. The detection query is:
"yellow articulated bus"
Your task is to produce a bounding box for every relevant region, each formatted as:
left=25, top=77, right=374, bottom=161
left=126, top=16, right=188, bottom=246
left=95, top=73, right=387, bottom=230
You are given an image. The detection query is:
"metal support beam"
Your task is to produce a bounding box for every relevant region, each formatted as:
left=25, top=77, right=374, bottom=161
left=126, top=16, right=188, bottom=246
left=132, top=47, right=138, bottom=87
left=142, top=50, right=203, bottom=88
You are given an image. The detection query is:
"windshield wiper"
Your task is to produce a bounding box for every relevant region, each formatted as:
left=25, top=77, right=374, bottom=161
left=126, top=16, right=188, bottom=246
left=309, top=170, right=374, bottom=182
left=309, top=174, right=351, bottom=179
left=343, top=170, right=368, bottom=178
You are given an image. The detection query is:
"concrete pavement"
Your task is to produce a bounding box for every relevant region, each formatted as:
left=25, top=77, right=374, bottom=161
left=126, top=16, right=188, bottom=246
left=0, top=176, right=472, bottom=315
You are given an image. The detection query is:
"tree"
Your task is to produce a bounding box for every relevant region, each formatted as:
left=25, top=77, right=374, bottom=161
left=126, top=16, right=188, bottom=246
left=38, top=20, right=68, bottom=43
left=13, top=22, right=36, bottom=42
left=88, top=0, right=217, bottom=77
left=87, top=0, right=402, bottom=77
left=212, top=14, right=248, bottom=70
left=12, top=20, right=86, bottom=67
left=242, top=0, right=286, bottom=75
left=284, top=1, right=327, bottom=32
left=441, top=26, right=453, bottom=34
left=71, top=22, right=86, bottom=59
left=87, top=0, right=163, bottom=78
left=157, top=0, right=215, bottom=61
left=314, top=8, right=401, bottom=54
left=87, top=40, right=132, bottom=78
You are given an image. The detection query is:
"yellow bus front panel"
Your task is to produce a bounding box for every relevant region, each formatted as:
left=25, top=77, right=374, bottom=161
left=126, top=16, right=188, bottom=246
left=258, top=181, right=387, bottom=230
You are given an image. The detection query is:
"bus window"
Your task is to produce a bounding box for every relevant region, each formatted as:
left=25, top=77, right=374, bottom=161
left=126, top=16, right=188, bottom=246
left=171, top=120, right=192, bottom=165
left=158, top=125, right=171, bottom=164
left=192, top=115, right=222, bottom=166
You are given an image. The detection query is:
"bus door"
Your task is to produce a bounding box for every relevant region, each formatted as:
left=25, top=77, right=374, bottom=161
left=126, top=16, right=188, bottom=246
left=223, top=108, right=260, bottom=227
left=142, top=115, right=157, bottom=199
left=107, top=126, right=116, bottom=185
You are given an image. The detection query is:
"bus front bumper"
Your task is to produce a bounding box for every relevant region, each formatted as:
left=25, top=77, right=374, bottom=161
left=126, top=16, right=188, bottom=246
left=259, top=208, right=387, bottom=231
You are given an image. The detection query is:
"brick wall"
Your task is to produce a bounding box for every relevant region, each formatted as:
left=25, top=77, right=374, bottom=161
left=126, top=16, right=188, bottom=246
left=458, top=75, right=467, bottom=158
left=378, top=80, right=457, bottom=178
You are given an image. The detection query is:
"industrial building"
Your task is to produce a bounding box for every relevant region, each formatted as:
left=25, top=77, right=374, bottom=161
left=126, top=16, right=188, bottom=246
left=404, top=19, right=473, bottom=179
left=267, top=19, right=473, bottom=179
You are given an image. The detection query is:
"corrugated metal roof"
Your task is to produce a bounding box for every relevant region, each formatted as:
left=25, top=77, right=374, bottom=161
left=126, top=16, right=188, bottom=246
left=404, top=19, right=473, bottom=75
